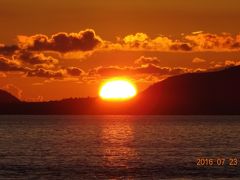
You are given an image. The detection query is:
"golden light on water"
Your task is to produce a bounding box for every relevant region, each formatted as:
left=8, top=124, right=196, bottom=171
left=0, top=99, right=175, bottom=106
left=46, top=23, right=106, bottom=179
left=100, top=118, right=138, bottom=168
left=99, top=79, right=137, bottom=100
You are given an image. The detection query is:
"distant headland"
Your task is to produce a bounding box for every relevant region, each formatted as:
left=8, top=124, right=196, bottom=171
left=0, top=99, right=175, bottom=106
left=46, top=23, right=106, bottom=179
left=1, top=66, right=240, bottom=115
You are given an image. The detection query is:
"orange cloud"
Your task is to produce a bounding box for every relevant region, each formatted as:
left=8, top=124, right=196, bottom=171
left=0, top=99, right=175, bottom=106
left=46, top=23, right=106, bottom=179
left=206, top=60, right=240, bottom=72
left=192, top=57, right=206, bottom=63
left=224, top=60, right=240, bottom=66
left=112, top=32, right=240, bottom=52
left=1, top=29, right=240, bottom=83
left=1, top=30, right=240, bottom=61
left=0, top=30, right=239, bottom=58
left=113, top=32, right=194, bottom=51
left=185, top=32, right=240, bottom=51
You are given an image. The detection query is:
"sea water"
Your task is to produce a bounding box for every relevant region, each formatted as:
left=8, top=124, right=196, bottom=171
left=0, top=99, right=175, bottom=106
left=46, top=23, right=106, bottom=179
left=0, top=115, right=240, bottom=179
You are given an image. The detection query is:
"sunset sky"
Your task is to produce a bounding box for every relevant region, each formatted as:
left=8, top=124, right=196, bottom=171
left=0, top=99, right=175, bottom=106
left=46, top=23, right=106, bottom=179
left=0, top=0, right=240, bottom=101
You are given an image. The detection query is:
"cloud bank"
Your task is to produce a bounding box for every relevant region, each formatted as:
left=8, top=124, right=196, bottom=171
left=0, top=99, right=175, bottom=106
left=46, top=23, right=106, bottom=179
left=18, top=29, right=103, bottom=53
left=0, top=29, right=240, bottom=82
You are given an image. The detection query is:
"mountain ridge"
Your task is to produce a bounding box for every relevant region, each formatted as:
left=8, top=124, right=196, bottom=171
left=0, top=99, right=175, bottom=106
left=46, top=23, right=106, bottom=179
left=0, top=66, right=240, bottom=114
left=0, top=89, right=20, bottom=104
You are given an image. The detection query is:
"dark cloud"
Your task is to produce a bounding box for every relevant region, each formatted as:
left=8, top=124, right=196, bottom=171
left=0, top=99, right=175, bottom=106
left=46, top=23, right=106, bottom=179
left=0, top=56, right=26, bottom=72
left=66, top=67, right=84, bottom=76
left=14, top=51, right=59, bottom=65
left=18, top=29, right=102, bottom=53
left=26, top=66, right=85, bottom=79
left=135, top=64, right=188, bottom=75
left=0, top=44, right=19, bottom=56
left=26, top=68, right=65, bottom=79
left=14, top=51, right=58, bottom=65
left=89, top=64, right=189, bottom=77
left=0, top=55, right=84, bottom=79
left=232, top=42, right=240, bottom=49
left=89, top=66, right=131, bottom=77
left=170, top=43, right=192, bottom=51
left=134, top=56, right=161, bottom=66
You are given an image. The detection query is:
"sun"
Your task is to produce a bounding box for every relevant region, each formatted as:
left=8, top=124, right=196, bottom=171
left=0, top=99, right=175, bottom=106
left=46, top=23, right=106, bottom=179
left=99, top=79, right=137, bottom=100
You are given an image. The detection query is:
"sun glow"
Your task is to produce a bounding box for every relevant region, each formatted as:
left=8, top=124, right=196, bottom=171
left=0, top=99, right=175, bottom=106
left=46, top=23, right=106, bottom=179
left=99, top=79, right=137, bottom=100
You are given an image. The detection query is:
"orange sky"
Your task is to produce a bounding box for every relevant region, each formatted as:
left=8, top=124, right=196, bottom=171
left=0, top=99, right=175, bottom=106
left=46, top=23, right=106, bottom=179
left=0, top=0, right=240, bottom=101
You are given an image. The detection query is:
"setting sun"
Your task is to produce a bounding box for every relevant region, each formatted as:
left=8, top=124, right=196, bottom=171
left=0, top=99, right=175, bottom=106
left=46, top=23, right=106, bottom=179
left=99, top=79, right=137, bottom=100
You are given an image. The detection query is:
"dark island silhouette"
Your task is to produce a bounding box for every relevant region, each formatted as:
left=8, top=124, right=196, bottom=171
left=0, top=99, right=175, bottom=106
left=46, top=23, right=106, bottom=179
left=1, top=66, right=240, bottom=115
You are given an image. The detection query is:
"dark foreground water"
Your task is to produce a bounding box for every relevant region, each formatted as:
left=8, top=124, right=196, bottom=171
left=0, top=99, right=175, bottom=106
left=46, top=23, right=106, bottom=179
left=0, top=116, right=240, bottom=179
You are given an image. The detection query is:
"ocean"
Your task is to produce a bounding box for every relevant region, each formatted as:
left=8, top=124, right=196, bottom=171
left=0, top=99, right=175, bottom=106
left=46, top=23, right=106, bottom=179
left=0, top=115, right=240, bottom=179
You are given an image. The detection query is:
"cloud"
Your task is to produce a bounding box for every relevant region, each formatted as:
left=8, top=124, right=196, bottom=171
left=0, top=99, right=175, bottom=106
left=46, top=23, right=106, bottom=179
left=89, top=66, right=131, bottom=77
left=26, top=66, right=85, bottom=79
left=0, top=56, right=27, bottom=72
left=135, top=64, right=189, bottom=75
left=192, top=31, right=204, bottom=35
left=117, top=33, right=185, bottom=51
left=192, top=57, right=206, bottom=63
left=120, top=33, right=192, bottom=51
left=224, top=60, right=240, bottom=66
left=122, top=33, right=149, bottom=48
left=1, top=30, right=240, bottom=59
left=0, top=56, right=57, bottom=76
left=14, top=51, right=59, bottom=66
left=114, top=32, right=194, bottom=51
left=111, top=32, right=240, bottom=52
left=89, top=64, right=190, bottom=77
left=2, top=84, right=23, bottom=99
left=18, top=29, right=103, bottom=53
left=26, top=68, right=66, bottom=79
left=0, top=44, right=19, bottom=56
left=25, top=95, right=44, bottom=102
left=66, top=67, right=84, bottom=76
left=170, top=43, right=192, bottom=51
left=185, top=32, right=240, bottom=51
left=2, top=29, right=240, bottom=83
left=1, top=83, right=45, bottom=102
left=207, top=60, right=240, bottom=72
left=87, top=63, right=197, bottom=83
left=134, top=56, right=161, bottom=66
left=0, top=55, right=84, bottom=79
left=0, top=72, right=6, bottom=78
left=232, top=34, right=240, bottom=49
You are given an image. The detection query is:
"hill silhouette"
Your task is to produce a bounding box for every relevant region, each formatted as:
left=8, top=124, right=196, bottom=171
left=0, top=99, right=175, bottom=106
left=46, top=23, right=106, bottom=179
left=0, top=89, right=20, bottom=104
left=0, top=66, right=240, bottom=115
left=136, top=66, right=240, bottom=114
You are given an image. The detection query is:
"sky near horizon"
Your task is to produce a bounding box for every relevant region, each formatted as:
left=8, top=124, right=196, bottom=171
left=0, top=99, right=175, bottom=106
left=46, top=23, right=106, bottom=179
left=0, top=0, right=240, bottom=101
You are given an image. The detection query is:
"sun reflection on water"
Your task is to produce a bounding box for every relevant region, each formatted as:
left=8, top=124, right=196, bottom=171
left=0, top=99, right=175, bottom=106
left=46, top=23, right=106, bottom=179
left=100, top=118, right=138, bottom=169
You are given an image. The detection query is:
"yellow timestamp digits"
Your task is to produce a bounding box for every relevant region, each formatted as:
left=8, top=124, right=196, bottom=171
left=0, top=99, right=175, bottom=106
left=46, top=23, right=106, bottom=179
left=197, top=158, right=238, bottom=166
